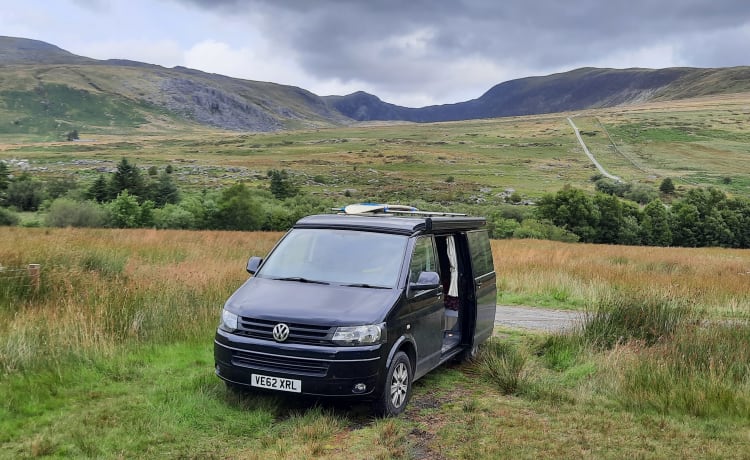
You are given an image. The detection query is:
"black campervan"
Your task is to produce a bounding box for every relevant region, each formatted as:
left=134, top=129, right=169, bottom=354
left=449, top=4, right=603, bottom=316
left=214, top=205, right=497, bottom=416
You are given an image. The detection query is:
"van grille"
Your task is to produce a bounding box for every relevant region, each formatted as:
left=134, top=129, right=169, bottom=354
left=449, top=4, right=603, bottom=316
left=236, top=316, right=335, bottom=345
left=231, top=350, right=329, bottom=376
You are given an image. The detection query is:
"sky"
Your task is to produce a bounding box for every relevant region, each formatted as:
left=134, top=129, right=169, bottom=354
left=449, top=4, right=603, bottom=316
left=2, top=0, right=750, bottom=107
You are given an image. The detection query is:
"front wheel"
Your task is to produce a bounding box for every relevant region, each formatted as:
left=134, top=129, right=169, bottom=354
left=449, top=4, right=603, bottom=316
left=374, top=351, right=412, bottom=417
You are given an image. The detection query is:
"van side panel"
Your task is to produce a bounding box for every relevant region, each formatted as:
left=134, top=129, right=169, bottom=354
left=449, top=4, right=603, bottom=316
left=466, top=230, right=497, bottom=345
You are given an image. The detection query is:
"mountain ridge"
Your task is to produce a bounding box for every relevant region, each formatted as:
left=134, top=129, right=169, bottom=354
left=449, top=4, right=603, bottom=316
left=1, top=36, right=749, bottom=135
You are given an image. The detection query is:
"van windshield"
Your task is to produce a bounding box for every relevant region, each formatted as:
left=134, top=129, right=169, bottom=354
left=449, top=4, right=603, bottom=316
left=257, top=229, right=408, bottom=288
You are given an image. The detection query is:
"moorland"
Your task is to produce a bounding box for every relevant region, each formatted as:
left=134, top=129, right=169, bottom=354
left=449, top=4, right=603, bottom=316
left=1, top=37, right=750, bottom=457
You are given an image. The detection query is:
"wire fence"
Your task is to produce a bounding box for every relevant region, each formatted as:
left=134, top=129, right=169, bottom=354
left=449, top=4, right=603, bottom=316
left=0, top=264, right=41, bottom=290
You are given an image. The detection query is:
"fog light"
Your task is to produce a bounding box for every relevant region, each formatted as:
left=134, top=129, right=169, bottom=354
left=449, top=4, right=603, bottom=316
left=353, top=383, right=367, bottom=393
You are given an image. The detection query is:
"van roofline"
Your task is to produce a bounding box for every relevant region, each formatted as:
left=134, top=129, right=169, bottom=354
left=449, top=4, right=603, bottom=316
left=294, top=214, right=486, bottom=235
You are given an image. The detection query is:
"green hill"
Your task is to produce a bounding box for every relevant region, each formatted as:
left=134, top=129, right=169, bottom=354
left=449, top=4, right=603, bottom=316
left=1, top=36, right=749, bottom=140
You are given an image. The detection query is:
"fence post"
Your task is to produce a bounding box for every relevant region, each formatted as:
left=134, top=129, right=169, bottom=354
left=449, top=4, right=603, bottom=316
left=27, top=264, right=41, bottom=291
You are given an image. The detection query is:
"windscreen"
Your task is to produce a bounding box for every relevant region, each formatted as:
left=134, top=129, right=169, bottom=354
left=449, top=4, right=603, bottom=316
left=257, top=229, right=408, bottom=288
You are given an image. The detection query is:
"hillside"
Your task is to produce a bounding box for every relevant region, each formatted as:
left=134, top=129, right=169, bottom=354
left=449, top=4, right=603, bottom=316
left=1, top=36, right=750, bottom=137
left=327, top=67, right=750, bottom=122
left=0, top=37, right=348, bottom=137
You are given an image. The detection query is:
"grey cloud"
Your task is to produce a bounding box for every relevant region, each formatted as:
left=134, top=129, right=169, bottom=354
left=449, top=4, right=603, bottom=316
left=173, top=0, right=750, bottom=102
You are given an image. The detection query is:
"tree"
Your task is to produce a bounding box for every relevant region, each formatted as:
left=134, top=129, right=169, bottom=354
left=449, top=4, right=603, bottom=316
left=0, top=161, right=9, bottom=191
left=107, top=191, right=154, bottom=228
left=593, top=193, right=624, bottom=244
left=641, top=199, right=672, bottom=246
left=150, top=172, right=180, bottom=207
left=659, top=177, right=675, bottom=195
left=536, top=185, right=600, bottom=242
left=268, top=169, right=300, bottom=199
left=87, top=175, right=111, bottom=203
left=5, top=176, right=45, bottom=211
left=213, top=183, right=263, bottom=230
left=110, top=158, right=146, bottom=201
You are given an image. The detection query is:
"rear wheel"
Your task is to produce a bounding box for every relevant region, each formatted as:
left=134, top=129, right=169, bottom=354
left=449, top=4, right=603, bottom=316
left=374, top=351, right=412, bottom=417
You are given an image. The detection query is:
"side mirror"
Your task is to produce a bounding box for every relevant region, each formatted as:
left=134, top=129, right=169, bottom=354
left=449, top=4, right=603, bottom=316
left=246, top=256, right=263, bottom=274
left=410, top=271, right=440, bottom=291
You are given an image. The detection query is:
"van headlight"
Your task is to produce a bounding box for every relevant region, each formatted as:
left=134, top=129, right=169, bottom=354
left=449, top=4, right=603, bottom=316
left=220, top=309, right=239, bottom=332
left=332, top=323, right=385, bottom=346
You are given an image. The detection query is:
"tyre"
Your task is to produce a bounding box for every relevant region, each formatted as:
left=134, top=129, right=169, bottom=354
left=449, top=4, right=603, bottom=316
left=374, top=351, right=412, bottom=417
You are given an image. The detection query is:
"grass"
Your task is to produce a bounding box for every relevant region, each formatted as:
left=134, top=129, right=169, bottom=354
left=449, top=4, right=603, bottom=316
left=1, top=228, right=750, bottom=457
left=2, top=92, right=749, bottom=204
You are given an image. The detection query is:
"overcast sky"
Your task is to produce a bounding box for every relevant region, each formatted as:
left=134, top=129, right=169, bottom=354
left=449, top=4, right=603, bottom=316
left=2, top=0, right=749, bottom=106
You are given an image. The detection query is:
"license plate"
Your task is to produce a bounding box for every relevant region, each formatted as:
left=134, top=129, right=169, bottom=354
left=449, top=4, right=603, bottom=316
left=251, top=374, right=301, bottom=393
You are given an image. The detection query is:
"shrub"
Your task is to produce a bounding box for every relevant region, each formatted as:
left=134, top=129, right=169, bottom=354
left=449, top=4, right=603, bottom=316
left=623, top=183, right=658, bottom=205
left=5, top=178, right=46, bottom=211
left=152, top=204, right=196, bottom=229
left=512, top=219, right=580, bottom=243
left=0, top=207, right=18, bottom=226
left=45, top=198, right=107, bottom=228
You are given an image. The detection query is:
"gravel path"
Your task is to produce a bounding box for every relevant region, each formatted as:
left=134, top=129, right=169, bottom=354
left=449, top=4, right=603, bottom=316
left=567, top=117, right=623, bottom=182
left=494, top=305, right=582, bottom=333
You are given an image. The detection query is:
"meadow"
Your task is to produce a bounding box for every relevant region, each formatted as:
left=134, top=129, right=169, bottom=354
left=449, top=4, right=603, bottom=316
left=2, top=93, right=749, bottom=207
left=1, top=227, right=749, bottom=458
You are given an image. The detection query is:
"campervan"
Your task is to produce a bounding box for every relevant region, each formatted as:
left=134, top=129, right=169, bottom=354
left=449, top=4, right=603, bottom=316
left=214, top=205, right=497, bottom=416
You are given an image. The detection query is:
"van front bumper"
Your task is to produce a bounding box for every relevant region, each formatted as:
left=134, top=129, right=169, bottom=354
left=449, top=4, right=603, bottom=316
left=214, top=329, right=384, bottom=397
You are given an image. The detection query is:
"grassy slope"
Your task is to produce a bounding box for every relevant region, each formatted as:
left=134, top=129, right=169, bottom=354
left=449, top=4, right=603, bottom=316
left=0, top=64, right=345, bottom=141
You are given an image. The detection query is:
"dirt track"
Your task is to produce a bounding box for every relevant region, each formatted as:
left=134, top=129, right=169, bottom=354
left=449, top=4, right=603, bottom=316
left=494, top=305, right=582, bottom=333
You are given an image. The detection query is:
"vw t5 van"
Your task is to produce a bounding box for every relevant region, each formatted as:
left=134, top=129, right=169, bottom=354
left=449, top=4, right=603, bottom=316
left=214, top=206, right=496, bottom=416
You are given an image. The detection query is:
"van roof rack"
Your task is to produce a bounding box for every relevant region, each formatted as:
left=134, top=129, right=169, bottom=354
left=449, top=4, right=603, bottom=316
left=331, top=203, right=467, bottom=217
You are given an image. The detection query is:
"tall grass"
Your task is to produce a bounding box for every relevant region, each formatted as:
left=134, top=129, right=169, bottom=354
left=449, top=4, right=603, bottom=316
left=493, top=238, right=750, bottom=316
left=538, top=287, right=750, bottom=418
left=477, top=340, right=529, bottom=395
left=604, top=322, right=750, bottom=417
left=0, top=227, right=281, bottom=374
left=581, top=289, right=692, bottom=348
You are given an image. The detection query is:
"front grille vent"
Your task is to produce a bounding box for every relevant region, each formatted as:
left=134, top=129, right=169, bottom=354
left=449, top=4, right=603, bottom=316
left=236, top=316, right=335, bottom=345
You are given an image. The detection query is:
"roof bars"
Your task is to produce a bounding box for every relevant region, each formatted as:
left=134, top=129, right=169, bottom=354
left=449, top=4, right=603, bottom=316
left=331, top=203, right=467, bottom=217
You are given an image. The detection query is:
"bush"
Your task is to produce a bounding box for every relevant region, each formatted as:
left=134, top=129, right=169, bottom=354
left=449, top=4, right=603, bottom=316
left=4, top=178, right=46, bottom=211
left=0, top=207, right=18, bottom=226
left=623, top=183, right=658, bottom=205
left=45, top=198, right=107, bottom=228
left=512, top=219, right=579, bottom=243
left=152, top=204, right=197, bottom=229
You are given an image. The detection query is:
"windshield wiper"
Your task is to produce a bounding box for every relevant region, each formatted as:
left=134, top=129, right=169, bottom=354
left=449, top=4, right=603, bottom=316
left=273, top=276, right=330, bottom=285
left=342, top=283, right=390, bottom=289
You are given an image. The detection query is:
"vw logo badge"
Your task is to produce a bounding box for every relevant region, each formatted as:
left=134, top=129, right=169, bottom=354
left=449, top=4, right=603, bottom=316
left=272, top=323, right=290, bottom=342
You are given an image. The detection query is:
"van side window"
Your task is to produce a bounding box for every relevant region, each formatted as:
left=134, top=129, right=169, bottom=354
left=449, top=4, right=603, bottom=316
left=409, top=236, right=437, bottom=282
left=466, top=230, right=493, bottom=276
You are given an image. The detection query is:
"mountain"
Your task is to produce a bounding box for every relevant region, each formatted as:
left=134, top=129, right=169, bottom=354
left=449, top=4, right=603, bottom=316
left=0, top=36, right=348, bottom=135
left=1, top=36, right=749, bottom=136
left=326, top=67, right=750, bottom=122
